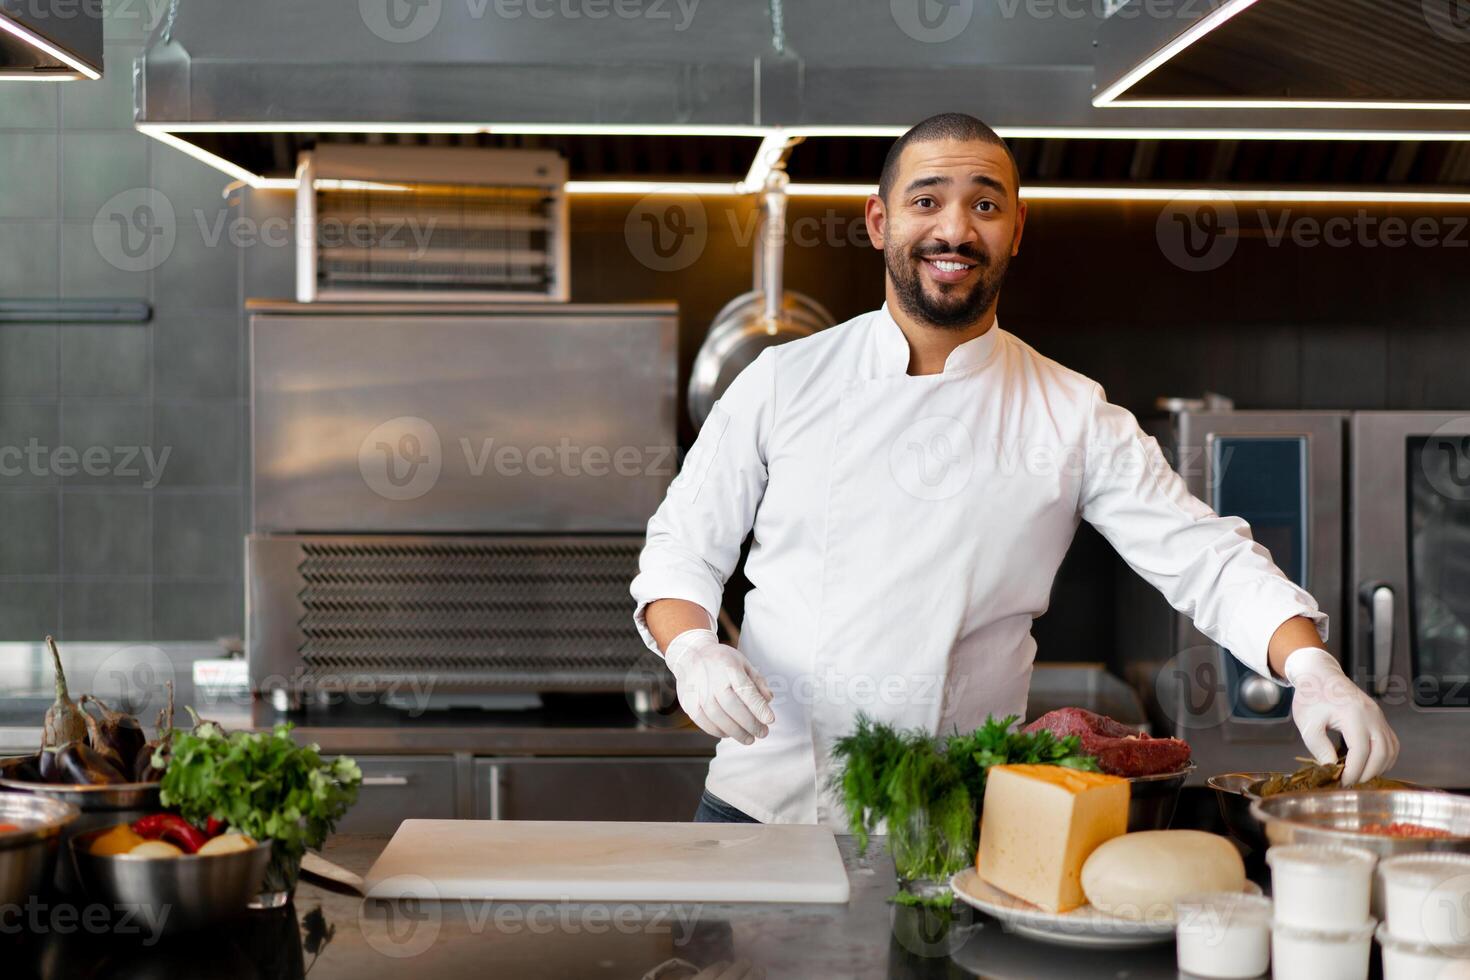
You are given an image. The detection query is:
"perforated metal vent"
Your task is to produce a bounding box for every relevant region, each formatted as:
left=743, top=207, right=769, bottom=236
left=312, top=185, right=556, bottom=297
left=254, top=536, right=649, bottom=693
left=295, top=145, right=569, bottom=303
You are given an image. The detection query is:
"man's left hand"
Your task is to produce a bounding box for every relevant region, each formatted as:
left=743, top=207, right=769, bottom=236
left=1284, top=647, right=1400, bottom=786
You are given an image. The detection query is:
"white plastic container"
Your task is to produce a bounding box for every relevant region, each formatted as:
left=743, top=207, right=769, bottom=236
left=1377, top=923, right=1470, bottom=980
left=1271, top=919, right=1375, bottom=980
left=1266, top=843, right=1377, bottom=930
left=1175, top=891, right=1272, bottom=978
left=1379, top=853, right=1470, bottom=948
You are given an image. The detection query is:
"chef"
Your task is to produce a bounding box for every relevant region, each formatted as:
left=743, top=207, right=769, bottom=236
left=630, top=112, right=1399, bottom=827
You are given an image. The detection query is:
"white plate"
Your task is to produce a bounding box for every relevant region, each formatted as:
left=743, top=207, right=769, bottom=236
left=950, top=867, right=1262, bottom=950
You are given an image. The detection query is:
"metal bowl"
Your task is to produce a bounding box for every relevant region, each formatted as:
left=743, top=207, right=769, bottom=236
left=0, top=775, right=163, bottom=811
left=70, top=827, right=272, bottom=934
left=0, top=794, right=80, bottom=907
left=1126, top=764, right=1195, bottom=832
left=1207, top=772, right=1277, bottom=853
left=1249, top=790, right=1470, bottom=860
left=1211, top=772, right=1440, bottom=854
left=0, top=773, right=162, bottom=893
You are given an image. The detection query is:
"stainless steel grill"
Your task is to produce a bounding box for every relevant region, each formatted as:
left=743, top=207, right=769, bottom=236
left=249, top=535, right=653, bottom=696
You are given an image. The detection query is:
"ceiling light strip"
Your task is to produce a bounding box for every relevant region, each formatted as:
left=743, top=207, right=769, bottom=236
left=138, top=121, right=769, bottom=137
left=785, top=125, right=1470, bottom=142
left=1092, top=0, right=1262, bottom=107
left=0, top=71, right=83, bottom=81
left=566, top=180, right=743, bottom=196
left=137, top=125, right=266, bottom=187
left=738, top=133, right=801, bottom=194
left=784, top=183, right=1470, bottom=203
left=1111, top=99, right=1470, bottom=112
left=216, top=175, right=1470, bottom=205
left=0, top=12, right=101, bottom=79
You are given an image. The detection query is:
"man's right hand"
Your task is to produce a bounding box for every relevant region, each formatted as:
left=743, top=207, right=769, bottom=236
left=662, top=629, right=775, bottom=744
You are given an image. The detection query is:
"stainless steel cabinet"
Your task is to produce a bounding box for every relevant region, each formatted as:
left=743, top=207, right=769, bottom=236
left=473, top=757, right=707, bottom=822
left=331, top=756, right=459, bottom=834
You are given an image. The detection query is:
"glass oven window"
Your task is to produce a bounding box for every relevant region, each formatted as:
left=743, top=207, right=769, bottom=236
left=1405, top=436, right=1470, bottom=707
left=1212, top=436, right=1307, bottom=719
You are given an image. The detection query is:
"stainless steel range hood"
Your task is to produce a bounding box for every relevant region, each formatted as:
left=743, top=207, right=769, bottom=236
left=1, top=0, right=102, bottom=79
left=134, top=0, right=1470, bottom=194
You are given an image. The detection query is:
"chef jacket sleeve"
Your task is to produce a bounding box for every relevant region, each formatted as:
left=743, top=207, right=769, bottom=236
left=1078, top=384, right=1327, bottom=682
left=630, top=348, right=777, bottom=654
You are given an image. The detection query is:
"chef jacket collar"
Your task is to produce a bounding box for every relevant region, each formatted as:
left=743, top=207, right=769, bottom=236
left=872, top=301, right=1002, bottom=379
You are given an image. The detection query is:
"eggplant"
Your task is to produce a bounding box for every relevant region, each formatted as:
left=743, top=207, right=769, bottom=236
left=38, top=746, right=64, bottom=782
left=0, top=754, right=43, bottom=783
left=80, top=695, right=146, bottom=770
left=76, top=700, right=127, bottom=774
left=42, top=635, right=87, bottom=750
left=56, top=741, right=127, bottom=785
left=184, top=704, right=226, bottom=738
left=133, top=680, right=174, bottom=783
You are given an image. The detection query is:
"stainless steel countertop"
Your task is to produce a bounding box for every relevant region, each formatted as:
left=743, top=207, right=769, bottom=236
left=11, top=833, right=1183, bottom=978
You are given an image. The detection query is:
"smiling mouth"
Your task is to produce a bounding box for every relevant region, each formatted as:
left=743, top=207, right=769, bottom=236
left=919, top=255, right=977, bottom=283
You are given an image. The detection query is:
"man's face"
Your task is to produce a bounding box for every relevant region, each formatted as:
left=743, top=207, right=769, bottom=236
left=866, top=138, right=1026, bottom=330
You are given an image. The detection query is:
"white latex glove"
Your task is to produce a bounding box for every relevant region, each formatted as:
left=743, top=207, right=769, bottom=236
left=662, top=628, right=775, bottom=745
left=1285, top=647, right=1400, bottom=786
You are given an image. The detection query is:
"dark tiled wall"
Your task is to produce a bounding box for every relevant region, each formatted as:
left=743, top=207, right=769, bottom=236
left=0, top=4, right=245, bottom=642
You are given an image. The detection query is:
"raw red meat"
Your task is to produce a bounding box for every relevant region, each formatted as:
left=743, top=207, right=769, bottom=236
left=1022, top=707, right=1191, bottom=777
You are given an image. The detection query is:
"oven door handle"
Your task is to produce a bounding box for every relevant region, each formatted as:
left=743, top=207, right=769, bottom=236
left=1358, top=581, right=1394, bottom=697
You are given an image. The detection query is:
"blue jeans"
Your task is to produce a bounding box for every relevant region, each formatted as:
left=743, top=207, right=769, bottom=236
left=692, top=789, right=760, bottom=823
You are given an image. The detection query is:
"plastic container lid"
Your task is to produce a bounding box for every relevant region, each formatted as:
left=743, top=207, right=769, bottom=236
left=1379, top=853, right=1470, bottom=889
left=1272, top=917, right=1378, bottom=942
left=1266, top=843, right=1377, bottom=874
left=1176, top=891, right=1273, bottom=923
left=1375, top=922, right=1470, bottom=958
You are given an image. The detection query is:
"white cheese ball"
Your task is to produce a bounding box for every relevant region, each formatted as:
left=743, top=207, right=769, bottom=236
left=1081, top=830, right=1246, bottom=921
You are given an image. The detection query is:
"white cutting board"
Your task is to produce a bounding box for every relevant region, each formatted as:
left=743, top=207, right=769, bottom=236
left=363, top=819, right=851, bottom=904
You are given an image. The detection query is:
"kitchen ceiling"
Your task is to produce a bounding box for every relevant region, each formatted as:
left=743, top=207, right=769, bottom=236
left=1096, top=0, right=1470, bottom=109
left=134, top=0, right=1470, bottom=195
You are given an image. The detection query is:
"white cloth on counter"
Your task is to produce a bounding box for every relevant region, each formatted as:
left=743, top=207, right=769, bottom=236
left=630, top=301, right=1326, bottom=827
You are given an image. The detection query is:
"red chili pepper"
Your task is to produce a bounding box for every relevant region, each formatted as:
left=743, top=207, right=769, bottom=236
left=204, top=816, right=225, bottom=838
left=131, top=813, right=209, bottom=854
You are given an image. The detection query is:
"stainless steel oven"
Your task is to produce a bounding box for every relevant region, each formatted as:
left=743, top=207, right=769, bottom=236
left=1349, top=412, right=1470, bottom=787
left=1120, top=407, right=1470, bottom=787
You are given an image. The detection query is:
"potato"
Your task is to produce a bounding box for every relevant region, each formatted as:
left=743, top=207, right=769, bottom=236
left=1081, top=830, right=1246, bottom=921
left=197, top=833, right=256, bottom=856
left=128, top=840, right=184, bottom=859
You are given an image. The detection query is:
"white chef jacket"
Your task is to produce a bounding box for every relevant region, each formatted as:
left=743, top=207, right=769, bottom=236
left=631, top=302, right=1326, bottom=827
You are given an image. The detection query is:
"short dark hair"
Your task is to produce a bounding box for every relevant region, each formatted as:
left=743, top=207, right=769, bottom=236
left=878, top=113, right=1020, bottom=202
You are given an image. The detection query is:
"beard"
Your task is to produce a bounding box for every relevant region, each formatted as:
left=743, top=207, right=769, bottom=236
left=885, top=240, right=1010, bottom=330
